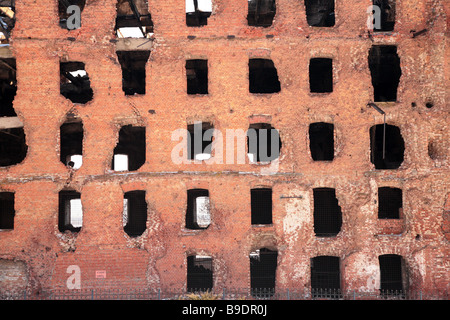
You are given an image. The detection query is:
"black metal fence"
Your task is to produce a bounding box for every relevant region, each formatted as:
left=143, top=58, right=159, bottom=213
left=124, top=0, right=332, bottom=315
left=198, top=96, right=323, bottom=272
left=0, top=288, right=447, bottom=300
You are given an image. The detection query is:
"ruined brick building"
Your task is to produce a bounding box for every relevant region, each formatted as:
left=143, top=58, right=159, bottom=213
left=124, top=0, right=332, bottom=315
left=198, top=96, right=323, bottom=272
left=0, top=0, right=448, bottom=299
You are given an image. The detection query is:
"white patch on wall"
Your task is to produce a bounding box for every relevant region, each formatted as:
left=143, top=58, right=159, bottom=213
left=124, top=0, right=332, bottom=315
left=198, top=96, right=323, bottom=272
left=114, top=154, right=128, bottom=171
left=69, top=199, right=83, bottom=228
left=194, top=196, right=210, bottom=228
left=122, top=198, right=129, bottom=227
left=66, top=154, right=83, bottom=169
left=186, top=0, right=212, bottom=13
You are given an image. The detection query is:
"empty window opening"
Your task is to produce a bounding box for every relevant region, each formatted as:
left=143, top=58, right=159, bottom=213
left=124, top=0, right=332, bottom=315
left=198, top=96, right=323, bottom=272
left=373, top=0, right=395, bottom=32
left=187, top=122, right=213, bottom=161
left=368, top=46, right=401, bottom=102
left=186, top=59, right=208, bottom=95
left=250, top=248, right=277, bottom=297
left=58, top=190, right=82, bottom=233
left=309, top=122, right=334, bottom=161
left=309, top=58, right=333, bottom=93
left=251, top=188, right=272, bottom=225
left=247, top=0, right=276, bottom=28
left=0, top=2, right=15, bottom=43
left=117, top=51, right=150, bottom=95
left=304, top=0, right=335, bottom=27
left=115, top=0, right=153, bottom=38
left=311, top=256, right=340, bottom=296
left=187, top=255, right=213, bottom=292
left=0, top=58, right=16, bottom=117
left=58, top=0, right=85, bottom=30
left=0, top=192, right=14, bottom=230
left=378, top=187, right=402, bottom=219
left=247, top=123, right=281, bottom=163
left=112, top=125, right=146, bottom=171
left=186, top=189, right=210, bottom=230
left=0, top=127, right=27, bottom=167
left=313, top=188, right=342, bottom=237
left=60, top=120, right=83, bottom=169
left=123, top=190, right=147, bottom=237
left=370, top=124, right=404, bottom=170
left=249, top=59, right=281, bottom=94
left=60, top=62, right=93, bottom=104
left=379, top=254, right=404, bottom=295
left=186, top=0, right=212, bottom=27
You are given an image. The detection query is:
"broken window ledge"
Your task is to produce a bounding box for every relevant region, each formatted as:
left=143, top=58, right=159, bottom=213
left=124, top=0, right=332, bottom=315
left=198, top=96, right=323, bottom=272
left=251, top=224, right=273, bottom=228
left=0, top=116, right=23, bottom=129
left=114, top=38, right=153, bottom=51
left=182, top=228, right=209, bottom=235
left=376, top=218, right=404, bottom=235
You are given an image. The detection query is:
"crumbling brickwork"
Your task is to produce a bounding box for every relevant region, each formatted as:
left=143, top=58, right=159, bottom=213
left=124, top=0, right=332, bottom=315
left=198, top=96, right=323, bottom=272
left=0, top=0, right=448, bottom=298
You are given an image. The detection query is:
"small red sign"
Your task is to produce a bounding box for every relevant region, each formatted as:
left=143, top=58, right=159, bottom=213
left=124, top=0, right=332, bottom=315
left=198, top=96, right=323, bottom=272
left=95, top=270, right=106, bottom=279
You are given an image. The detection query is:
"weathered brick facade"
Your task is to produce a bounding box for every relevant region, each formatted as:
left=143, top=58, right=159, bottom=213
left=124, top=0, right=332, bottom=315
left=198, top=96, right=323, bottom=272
left=0, top=0, right=448, bottom=298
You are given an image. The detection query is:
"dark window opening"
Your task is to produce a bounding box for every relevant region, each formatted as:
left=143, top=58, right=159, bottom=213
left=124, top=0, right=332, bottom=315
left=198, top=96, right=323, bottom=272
left=247, top=123, right=281, bottom=163
left=187, top=255, right=213, bottom=292
left=60, top=61, right=93, bottom=104
left=58, top=0, right=86, bottom=29
left=309, top=58, right=333, bottom=93
left=112, top=125, right=146, bottom=171
left=247, top=0, right=276, bottom=28
left=117, top=50, right=150, bottom=95
left=250, top=248, right=277, bottom=297
left=123, top=190, right=147, bottom=237
left=373, top=0, right=395, bottom=32
left=378, top=187, right=402, bottom=219
left=186, top=0, right=212, bottom=27
left=251, top=188, right=272, bottom=225
left=309, top=122, right=334, bottom=161
left=187, top=122, right=213, bottom=161
left=304, top=0, right=335, bottom=27
left=379, top=254, right=404, bottom=295
left=0, top=192, right=14, bottom=230
left=58, top=190, right=82, bottom=233
left=313, top=188, right=342, bottom=237
left=186, top=189, right=210, bottom=230
left=370, top=124, right=404, bottom=169
left=368, top=45, right=401, bottom=102
left=0, top=58, right=16, bottom=117
left=0, top=127, right=27, bottom=167
left=60, top=119, right=83, bottom=169
left=249, top=59, right=281, bottom=94
left=186, top=59, right=208, bottom=95
left=0, top=3, right=15, bottom=43
left=311, top=256, right=340, bottom=297
left=115, top=0, right=153, bottom=38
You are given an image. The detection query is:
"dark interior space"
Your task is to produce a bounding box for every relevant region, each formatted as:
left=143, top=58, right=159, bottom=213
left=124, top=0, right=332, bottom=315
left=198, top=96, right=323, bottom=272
left=249, top=58, right=281, bottom=94
left=123, top=190, right=147, bottom=237
left=58, top=190, right=82, bottom=233
left=313, top=188, right=342, bottom=237
left=310, top=256, right=340, bottom=295
left=185, top=188, right=210, bottom=230
left=378, top=187, right=402, bottom=219
left=309, top=122, right=334, bottom=161
left=368, top=45, right=401, bottom=102
left=117, top=51, right=151, bottom=95
left=115, top=0, right=153, bottom=37
left=187, top=255, right=213, bottom=292
left=373, top=0, right=396, bottom=32
left=251, top=188, right=272, bottom=225
left=247, top=123, right=281, bottom=163
left=186, top=59, right=208, bottom=95
left=304, top=0, right=335, bottom=27
left=370, top=124, right=404, bottom=169
left=250, top=248, right=278, bottom=297
left=186, top=0, right=212, bottom=27
left=60, top=120, right=83, bottom=168
left=0, top=2, right=15, bottom=43
left=0, top=191, right=14, bottom=230
left=58, top=0, right=86, bottom=29
left=187, top=122, right=213, bottom=160
left=60, top=61, right=93, bottom=104
left=112, top=125, right=146, bottom=171
left=379, top=254, right=404, bottom=294
left=0, top=127, right=27, bottom=167
left=0, top=58, right=16, bottom=117
left=247, top=0, right=276, bottom=28
left=309, top=58, right=333, bottom=93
